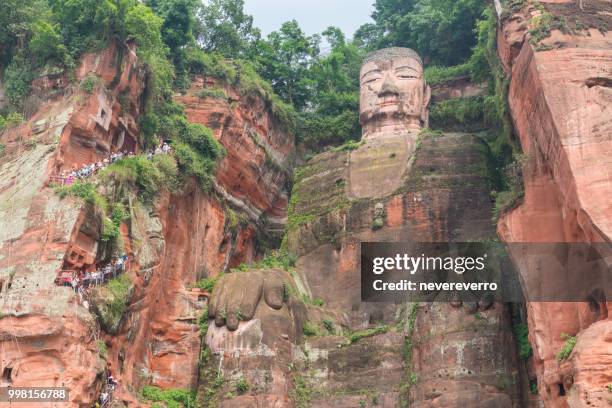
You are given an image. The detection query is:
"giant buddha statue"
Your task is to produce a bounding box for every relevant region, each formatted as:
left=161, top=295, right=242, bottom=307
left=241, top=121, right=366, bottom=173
left=201, top=48, right=521, bottom=407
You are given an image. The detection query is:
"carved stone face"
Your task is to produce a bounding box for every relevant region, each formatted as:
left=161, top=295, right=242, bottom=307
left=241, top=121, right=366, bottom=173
left=360, top=48, right=430, bottom=139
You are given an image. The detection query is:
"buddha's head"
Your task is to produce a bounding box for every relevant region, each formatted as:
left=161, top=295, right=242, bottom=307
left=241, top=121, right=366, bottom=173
left=360, top=47, right=430, bottom=139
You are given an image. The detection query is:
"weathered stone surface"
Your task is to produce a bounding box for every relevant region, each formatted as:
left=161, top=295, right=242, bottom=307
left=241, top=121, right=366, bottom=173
left=0, top=41, right=296, bottom=406
left=430, top=76, right=487, bottom=103
left=206, top=129, right=522, bottom=406
left=176, top=76, right=295, bottom=232
left=0, top=103, right=101, bottom=406
left=496, top=2, right=612, bottom=407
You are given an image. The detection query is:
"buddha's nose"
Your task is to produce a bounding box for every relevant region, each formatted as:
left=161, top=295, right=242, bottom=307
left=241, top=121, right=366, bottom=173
left=378, top=74, right=400, bottom=97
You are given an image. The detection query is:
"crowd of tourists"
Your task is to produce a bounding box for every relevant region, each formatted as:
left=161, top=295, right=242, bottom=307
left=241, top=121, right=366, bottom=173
left=51, top=141, right=173, bottom=186
left=55, top=255, right=129, bottom=293
left=93, top=372, right=117, bottom=408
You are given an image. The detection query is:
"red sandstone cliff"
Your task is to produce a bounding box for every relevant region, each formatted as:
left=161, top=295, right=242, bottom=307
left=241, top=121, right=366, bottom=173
left=496, top=1, right=611, bottom=406
left=0, top=41, right=144, bottom=407
left=0, top=41, right=294, bottom=407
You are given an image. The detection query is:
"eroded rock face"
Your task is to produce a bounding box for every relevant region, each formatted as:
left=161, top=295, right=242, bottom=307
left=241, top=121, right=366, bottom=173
left=0, top=41, right=296, bottom=406
left=176, top=77, right=295, bottom=237
left=496, top=2, right=612, bottom=407
left=101, top=78, right=296, bottom=397
left=0, top=41, right=144, bottom=406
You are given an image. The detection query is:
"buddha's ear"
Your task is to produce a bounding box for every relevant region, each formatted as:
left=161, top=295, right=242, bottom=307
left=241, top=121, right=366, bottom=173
left=421, top=84, right=431, bottom=127
left=423, top=83, right=431, bottom=109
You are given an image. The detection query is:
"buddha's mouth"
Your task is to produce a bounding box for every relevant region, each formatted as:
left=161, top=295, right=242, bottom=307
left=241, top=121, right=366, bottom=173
left=379, top=99, right=399, bottom=107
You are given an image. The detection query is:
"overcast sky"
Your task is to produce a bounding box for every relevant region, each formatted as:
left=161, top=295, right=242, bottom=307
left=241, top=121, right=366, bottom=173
left=244, top=0, right=374, bottom=39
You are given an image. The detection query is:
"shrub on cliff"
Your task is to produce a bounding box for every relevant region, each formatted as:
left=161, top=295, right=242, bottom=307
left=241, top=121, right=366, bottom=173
left=90, top=274, right=132, bottom=333
left=173, top=142, right=220, bottom=191
left=556, top=333, right=577, bottom=361
left=101, top=155, right=180, bottom=202
left=55, top=181, right=108, bottom=212
left=429, top=96, right=485, bottom=129
left=349, top=325, right=389, bottom=344
left=184, top=49, right=237, bottom=82
left=513, top=323, right=532, bottom=360
left=141, top=385, right=196, bottom=408
left=0, top=112, right=24, bottom=130
left=424, top=63, right=471, bottom=85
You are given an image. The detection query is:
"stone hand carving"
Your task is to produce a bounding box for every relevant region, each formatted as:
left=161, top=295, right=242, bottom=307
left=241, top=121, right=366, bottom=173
left=360, top=47, right=431, bottom=139
left=208, top=269, right=289, bottom=331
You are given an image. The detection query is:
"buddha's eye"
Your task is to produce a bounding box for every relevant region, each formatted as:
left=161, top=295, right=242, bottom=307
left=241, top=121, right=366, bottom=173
left=363, top=76, right=381, bottom=84
left=397, top=73, right=418, bottom=79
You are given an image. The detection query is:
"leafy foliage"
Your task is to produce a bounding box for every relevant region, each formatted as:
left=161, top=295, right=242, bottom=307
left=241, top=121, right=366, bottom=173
left=196, top=0, right=261, bottom=58
left=101, top=203, right=127, bottom=242
left=513, top=323, right=532, bottom=360
left=141, top=386, right=196, bottom=408
left=198, top=306, right=209, bottom=337
left=3, top=53, right=34, bottom=112
left=0, top=112, right=25, bottom=130
left=556, top=333, right=577, bottom=361
left=97, top=339, right=108, bottom=359
left=29, top=21, right=69, bottom=65
left=235, top=377, right=249, bottom=394
left=232, top=249, right=296, bottom=272
left=303, top=322, right=322, bottom=337
left=424, top=63, right=471, bottom=85
left=355, top=0, right=486, bottom=66
left=100, top=155, right=180, bottom=202
left=80, top=74, right=98, bottom=94
left=194, top=274, right=224, bottom=293
left=253, top=20, right=320, bottom=110
left=429, top=97, right=484, bottom=129
left=349, top=325, right=389, bottom=344
left=197, top=87, right=227, bottom=99
left=55, top=181, right=108, bottom=211
left=290, top=376, right=312, bottom=408
left=94, top=274, right=131, bottom=330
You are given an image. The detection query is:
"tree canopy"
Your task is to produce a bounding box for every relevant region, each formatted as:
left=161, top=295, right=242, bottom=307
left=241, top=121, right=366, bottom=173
left=1, top=0, right=492, bottom=150
left=355, top=0, right=486, bottom=66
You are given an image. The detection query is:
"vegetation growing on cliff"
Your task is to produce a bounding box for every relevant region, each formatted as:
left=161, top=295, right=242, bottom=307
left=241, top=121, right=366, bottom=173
left=400, top=303, right=419, bottom=407
left=141, top=385, right=196, bottom=408
left=424, top=63, right=471, bottom=85
left=91, top=274, right=132, bottom=332
left=354, top=0, right=486, bottom=66
left=232, top=249, right=296, bottom=272
left=54, top=180, right=126, bottom=256
left=349, top=325, right=389, bottom=344
left=513, top=322, right=533, bottom=360
left=1, top=0, right=501, bottom=155
left=556, top=333, right=577, bottom=361
left=0, top=112, right=24, bottom=131
left=429, top=96, right=485, bottom=129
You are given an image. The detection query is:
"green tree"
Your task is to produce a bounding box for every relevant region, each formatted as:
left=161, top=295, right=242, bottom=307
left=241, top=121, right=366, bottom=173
left=146, top=0, right=198, bottom=85
left=298, top=27, right=363, bottom=147
left=48, top=0, right=135, bottom=56
left=3, top=52, right=33, bottom=111
left=254, top=20, right=320, bottom=110
left=0, top=0, right=48, bottom=64
left=196, top=0, right=260, bottom=58
left=147, top=0, right=197, bottom=51
left=29, top=21, right=68, bottom=65
left=356, top=0, right=485, bottom=66
left=125, top=3, right=165, bottom=58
